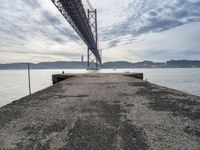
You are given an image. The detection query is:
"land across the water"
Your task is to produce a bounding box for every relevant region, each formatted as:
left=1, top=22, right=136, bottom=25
left=1, top=60, right=200, bottom=69
left=0, top=73, right=200, bottom=149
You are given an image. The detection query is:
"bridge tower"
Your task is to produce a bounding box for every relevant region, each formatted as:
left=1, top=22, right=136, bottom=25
left=51, top=0, right=102, bottom=69
left=87, top=9, right=100, bottom=69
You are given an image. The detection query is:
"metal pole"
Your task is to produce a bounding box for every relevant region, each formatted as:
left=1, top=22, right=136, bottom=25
left=27, top=63, right=31, bottom=95
left=87, top=9, right=90, bottom=68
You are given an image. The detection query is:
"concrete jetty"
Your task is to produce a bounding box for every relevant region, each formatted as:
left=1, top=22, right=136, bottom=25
left=0, top=73, right=200, bottom=149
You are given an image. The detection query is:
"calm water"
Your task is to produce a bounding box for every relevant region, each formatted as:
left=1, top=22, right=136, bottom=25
left=0, top=68, right=200, bottom=107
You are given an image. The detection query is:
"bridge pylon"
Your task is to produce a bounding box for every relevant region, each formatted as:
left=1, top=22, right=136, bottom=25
left=87, top=9, right=101, bottom=69
left=51, top=0, right=101, bottom=68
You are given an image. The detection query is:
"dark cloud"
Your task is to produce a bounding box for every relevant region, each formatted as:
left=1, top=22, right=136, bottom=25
left=173, top=10, right=188, bottom=18
left=0, top=0, right=82, bottom=49
left=100, top=0, right=200, bottom=44
left=53, top=37, right=66, bottom=44
left=138, top=18, right=182, bottom=33
left=149, top=11, right=158, bottom=17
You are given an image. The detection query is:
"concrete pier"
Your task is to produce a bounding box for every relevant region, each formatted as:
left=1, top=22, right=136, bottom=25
left=0, top=73, right=200, bottom=149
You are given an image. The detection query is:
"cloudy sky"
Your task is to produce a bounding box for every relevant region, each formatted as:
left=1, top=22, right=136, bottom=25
left=0, top=0, right=200, bottom=63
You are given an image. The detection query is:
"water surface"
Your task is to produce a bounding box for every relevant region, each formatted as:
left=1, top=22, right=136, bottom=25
left=0, top=68, right=200, bottom=107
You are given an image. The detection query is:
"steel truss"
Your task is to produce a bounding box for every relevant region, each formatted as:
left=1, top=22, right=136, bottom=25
left=87, top=9, right=100, bottom=68
left=51, top=0, right=101, bottom=68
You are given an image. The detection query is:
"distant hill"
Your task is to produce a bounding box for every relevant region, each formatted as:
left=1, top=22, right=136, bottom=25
left=0, top=61, right=87, bottom=70
left=0, top=60, right=200, bottom=70
left=166, top=60, right=200, bottom=68
left=103, top=61, right=165, bottom=68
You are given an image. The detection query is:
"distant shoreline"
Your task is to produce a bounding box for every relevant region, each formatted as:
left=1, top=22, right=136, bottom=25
left=0, top=60, right=200, bottom=70
left=0, top=68, right=200, bottom=71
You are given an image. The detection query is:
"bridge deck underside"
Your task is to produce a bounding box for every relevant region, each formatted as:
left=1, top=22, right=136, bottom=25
left=52, top=0, right=101, bottom=63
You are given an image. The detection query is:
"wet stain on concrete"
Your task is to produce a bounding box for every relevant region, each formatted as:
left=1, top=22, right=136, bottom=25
left=118, top=92, right=130, bottom=97
left=60, top=119, right=116, bottom=150
left=136, top=84, right=200, bottom=120
left=17, top=120, right=68, bottom=149
left=60, top=101, right=149, bottom=150
left=13, top=100, right=149, bottom=149
left=60, top=119, right=149, bottom=150
left=16, top=139, right=51, bottom=150
left=183, top=126, right=200, bottom=138
left=94, top=101, right=125, bottom=127
left=113, top=100, right=121, bottom=104
left=125, top=104, right=135, bottom=107
left=0, top=85, right=66, bottom=127
left=119, top=121, right=149, bottom=150
left=106, top=85, right=116, bottom=89
left=0, top=106, right=24, bottom=127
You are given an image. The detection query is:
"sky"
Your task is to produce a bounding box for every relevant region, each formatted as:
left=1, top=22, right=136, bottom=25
left=0, top=0, right=200, bottom=63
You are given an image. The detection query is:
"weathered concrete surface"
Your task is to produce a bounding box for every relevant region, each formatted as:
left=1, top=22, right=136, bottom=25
left=0, top=73, right=200, bottom=150
left=52, top=73, right=144, bottom=85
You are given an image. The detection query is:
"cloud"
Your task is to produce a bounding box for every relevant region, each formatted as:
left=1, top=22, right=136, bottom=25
left=96, top=0, right=200, bottom=40
left=0, top=0, right=81, bottom=46
left=0, top=0, right=200, bottom=63
left=125, top=22, right=200, bottom=61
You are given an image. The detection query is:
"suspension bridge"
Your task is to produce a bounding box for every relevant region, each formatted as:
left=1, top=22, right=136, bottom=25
left=51, top=0, right=102, bottom=68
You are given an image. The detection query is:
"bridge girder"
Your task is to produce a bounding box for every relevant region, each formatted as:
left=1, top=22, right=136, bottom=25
left=51, top=0, right=101, bottom=64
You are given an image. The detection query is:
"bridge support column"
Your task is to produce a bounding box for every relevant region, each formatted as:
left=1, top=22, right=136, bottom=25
left=51, top=0, right=101, bottom=69
left=87, top=9, right=101, bottom=70
left=87, top=47, right=99, bottom=69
